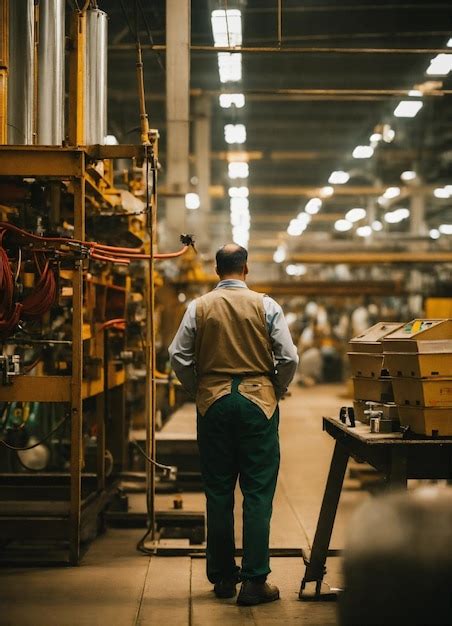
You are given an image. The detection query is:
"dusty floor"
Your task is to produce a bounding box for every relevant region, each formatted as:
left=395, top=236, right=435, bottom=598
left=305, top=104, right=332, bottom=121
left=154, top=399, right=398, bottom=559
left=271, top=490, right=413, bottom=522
left=0, top=384, right=366, bottom=626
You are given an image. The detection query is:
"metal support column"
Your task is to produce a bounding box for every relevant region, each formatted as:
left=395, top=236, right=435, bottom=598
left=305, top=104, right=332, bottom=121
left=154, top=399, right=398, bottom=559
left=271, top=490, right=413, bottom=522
left=0, top=0, right=8, bottom=144
left=68, top=9, right=86, bottom=565
left=193, top=95, right=211, bottom=251
left=410, top=184, right=427, bottom=237
left=165, top=0, right=190, bottom=241
left=68, top=10, right=85, bottom=147
left=69, top=174, right=85, bottom=565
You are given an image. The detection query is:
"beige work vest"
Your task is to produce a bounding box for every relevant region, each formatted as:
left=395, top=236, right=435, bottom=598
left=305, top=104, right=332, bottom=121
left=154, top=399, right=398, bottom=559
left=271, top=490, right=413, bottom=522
left=194, top=287, right=277, bottom=418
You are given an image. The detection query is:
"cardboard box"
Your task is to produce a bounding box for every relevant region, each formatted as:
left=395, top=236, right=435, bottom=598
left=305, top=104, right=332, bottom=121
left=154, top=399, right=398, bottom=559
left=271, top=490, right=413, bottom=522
left=384, top=352, right=452, bottom=378
left=348, top=321, right=403, bottom=354
left=353, top=377, right=394, bottom=402
left=348, top=322, right=403, bottom=378
left=383, top=319, right=452, bottom=353
left=348, top=352, right=385, bottom=378
left=397, top=406, right=452, bottom=437
left=392, top=377, right=452, bottom=408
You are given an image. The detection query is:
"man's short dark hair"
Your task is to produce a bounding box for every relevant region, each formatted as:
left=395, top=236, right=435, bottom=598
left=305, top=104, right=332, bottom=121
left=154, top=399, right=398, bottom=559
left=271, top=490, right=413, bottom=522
left=216, top=244, right=248, bottom=276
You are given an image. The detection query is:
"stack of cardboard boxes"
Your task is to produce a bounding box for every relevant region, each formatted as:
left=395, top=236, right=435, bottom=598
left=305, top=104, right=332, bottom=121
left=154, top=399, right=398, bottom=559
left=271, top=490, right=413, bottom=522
left=383, top=319, right=452, bottom=436
left=348, top=322, right=402, bottom=424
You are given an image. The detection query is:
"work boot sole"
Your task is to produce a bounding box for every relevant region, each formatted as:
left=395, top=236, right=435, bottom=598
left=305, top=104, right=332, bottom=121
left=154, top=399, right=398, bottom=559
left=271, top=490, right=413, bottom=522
left=214, top=588, right=237, bottom=599
left=237, top=590, right=280, bottom=606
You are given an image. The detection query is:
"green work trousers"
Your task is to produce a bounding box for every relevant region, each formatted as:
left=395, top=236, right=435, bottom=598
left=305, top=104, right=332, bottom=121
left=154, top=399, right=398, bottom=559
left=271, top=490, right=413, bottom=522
left=196, top=377, right=280, bottom=583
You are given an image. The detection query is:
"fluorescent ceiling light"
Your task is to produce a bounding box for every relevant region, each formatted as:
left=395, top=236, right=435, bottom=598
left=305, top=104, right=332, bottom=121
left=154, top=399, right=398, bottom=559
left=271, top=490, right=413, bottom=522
left=430, top=228, right=440, bottom=239
left=296, top=212, right=312, bottom=225
left=228, top=161, right=249, bottom=179
left=448, top=38, right=452, bottom=47
left=219, top=93, right=245, bottom=108
left=352, top=145, right=374, bottom=159
left=305, top=198, right=322, bottom=215
left=232, top=229, right=249, bottom=248
left=273, top=246, right=286, bottom=264
left=334, top=219, right=353, bottom=232
left=185, top=192, right=200, bottom=210
left=372, top=220, right=383, bottom=231
left=230, top=197, right=249, bottom=212
left=426, top=53, right=452, bottom=76
left=286, top=264, right=307, bottom=277
left=434, top=187, right=451, bottom=199
left=394, top=100, right=423, bottom=118
left=328, top=171, right=350, bottom=185
left=445, top=185, right=452, bottom=194
left=439, top=224, right=452, bottom=235
left=408, top=89, right=423, bottom=97
left=287, top=219, right=306, bottom=236
left=382, top=125, right=395, bottom=143
left=321, top=186, right=334, bottom=198
left=384, top=208, right=410, bottom=224
left=345, top=208, right=366, bottom=223
left=370, top=132, right=382, bottom=143
left=383, top=186, right=401, bottom=199
left=224, top=123, right=246, bottom=144
left=356, top=225, right=372, bottom=237
left=401, top=170, right=417, bottom=181
left=228, top=186, right=249, bottom=198
left=217, top=53, right=242, bottom=83
left=211, top=9, right=242, bottom=47
left=104, top=134, right=118, bottom=145
left=230, top=211, right=250, bottom=227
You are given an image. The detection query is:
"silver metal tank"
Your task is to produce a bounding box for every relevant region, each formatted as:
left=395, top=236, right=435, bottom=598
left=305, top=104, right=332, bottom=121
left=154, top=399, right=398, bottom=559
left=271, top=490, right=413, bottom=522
left=85, top=9, right=108, bottom=145
left=38, top=0, right=65, bottom=145
left=8, top=0, right=35, bottom=144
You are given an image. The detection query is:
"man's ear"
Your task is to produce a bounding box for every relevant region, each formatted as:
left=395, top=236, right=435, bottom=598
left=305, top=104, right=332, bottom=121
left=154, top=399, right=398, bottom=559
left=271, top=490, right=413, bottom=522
left=244, top=263, right=249, bottom=276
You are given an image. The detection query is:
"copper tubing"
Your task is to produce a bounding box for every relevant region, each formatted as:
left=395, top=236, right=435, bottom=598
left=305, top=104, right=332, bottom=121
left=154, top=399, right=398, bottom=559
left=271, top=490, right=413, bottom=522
left=0, top=222, right=189, bottom=262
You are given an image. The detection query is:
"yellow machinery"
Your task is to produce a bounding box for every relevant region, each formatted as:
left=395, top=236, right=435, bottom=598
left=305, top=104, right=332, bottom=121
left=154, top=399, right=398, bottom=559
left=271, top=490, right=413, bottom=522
left=0, top=2, right=192, bottom=563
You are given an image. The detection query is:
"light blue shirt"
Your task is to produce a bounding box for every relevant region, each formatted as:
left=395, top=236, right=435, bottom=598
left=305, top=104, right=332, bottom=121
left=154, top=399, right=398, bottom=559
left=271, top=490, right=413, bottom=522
left=168, top=279, right=299, bottom=399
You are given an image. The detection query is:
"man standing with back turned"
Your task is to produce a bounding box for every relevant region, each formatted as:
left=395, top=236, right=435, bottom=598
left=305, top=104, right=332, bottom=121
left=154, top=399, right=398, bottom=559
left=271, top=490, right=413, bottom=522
left=169, top=244, right=298, bottom=606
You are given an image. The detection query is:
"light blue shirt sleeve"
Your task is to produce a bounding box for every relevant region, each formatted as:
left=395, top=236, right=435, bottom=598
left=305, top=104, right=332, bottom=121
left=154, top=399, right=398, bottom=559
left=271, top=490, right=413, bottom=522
left=168, top=300, right=197, bottom=397
left=263, top=295, right=299, bottom=398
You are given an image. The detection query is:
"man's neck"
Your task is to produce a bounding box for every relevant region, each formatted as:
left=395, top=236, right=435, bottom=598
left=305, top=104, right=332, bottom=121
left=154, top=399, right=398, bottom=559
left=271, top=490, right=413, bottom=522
left=218, top=274, right=246, bottom=282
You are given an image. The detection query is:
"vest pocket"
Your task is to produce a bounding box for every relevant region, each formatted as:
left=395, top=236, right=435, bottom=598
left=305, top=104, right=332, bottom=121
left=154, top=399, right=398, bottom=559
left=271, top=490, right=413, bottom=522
left=238, top=377, right=277, bottom=419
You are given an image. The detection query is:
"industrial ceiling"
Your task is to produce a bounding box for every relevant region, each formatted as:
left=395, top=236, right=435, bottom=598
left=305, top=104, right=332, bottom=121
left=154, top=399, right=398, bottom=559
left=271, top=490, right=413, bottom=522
left=105, top=0, right=452, bottom=271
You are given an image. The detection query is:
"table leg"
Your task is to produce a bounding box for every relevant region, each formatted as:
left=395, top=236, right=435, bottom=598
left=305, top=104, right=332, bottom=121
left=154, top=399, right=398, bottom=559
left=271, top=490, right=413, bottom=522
left=299, top=440, right=349, bottom=599
left=387, top=448, right=407, bottom=489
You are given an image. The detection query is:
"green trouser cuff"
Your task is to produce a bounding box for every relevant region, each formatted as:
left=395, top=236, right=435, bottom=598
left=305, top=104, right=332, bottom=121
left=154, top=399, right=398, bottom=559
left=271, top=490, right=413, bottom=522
left=197, top=377, right=280, bottom=583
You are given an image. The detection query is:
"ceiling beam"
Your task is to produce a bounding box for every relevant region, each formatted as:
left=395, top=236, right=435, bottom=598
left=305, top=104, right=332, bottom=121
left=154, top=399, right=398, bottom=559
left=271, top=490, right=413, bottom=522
left=250, top=251, right=452, bottom=264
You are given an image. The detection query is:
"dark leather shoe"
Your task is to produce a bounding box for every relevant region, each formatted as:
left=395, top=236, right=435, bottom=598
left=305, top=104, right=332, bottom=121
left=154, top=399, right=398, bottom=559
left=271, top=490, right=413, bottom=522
left=237, top=580, right=280, bottom=606
left=214, top=576, right=239, bottom=599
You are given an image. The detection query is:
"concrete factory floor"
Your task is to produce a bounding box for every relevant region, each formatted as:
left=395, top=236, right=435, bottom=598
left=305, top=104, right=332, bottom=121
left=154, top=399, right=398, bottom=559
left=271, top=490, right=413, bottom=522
left=1, top=384, right=366, bottom=626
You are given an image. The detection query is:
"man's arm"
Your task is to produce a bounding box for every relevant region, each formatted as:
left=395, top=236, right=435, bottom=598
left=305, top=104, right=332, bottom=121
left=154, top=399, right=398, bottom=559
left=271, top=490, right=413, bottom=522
left=168, top=300, right=197, bottom=397
left=264, top=296, right=299, bottom=398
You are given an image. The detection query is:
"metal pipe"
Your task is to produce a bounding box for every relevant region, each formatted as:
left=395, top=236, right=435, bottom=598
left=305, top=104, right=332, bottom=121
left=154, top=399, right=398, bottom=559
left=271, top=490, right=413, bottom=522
left=85, top=9, right=108, bottom=145
left=8, top=0, right=34, bottom=144
left=109, top=43, right=452, bottom=55
left=38, top=0, right=65, bottom=145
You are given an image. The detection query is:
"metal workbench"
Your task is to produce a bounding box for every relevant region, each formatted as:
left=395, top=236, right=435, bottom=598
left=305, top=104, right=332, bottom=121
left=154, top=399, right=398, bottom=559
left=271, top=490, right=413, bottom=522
left=299, top=416, right=452, bottom=599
